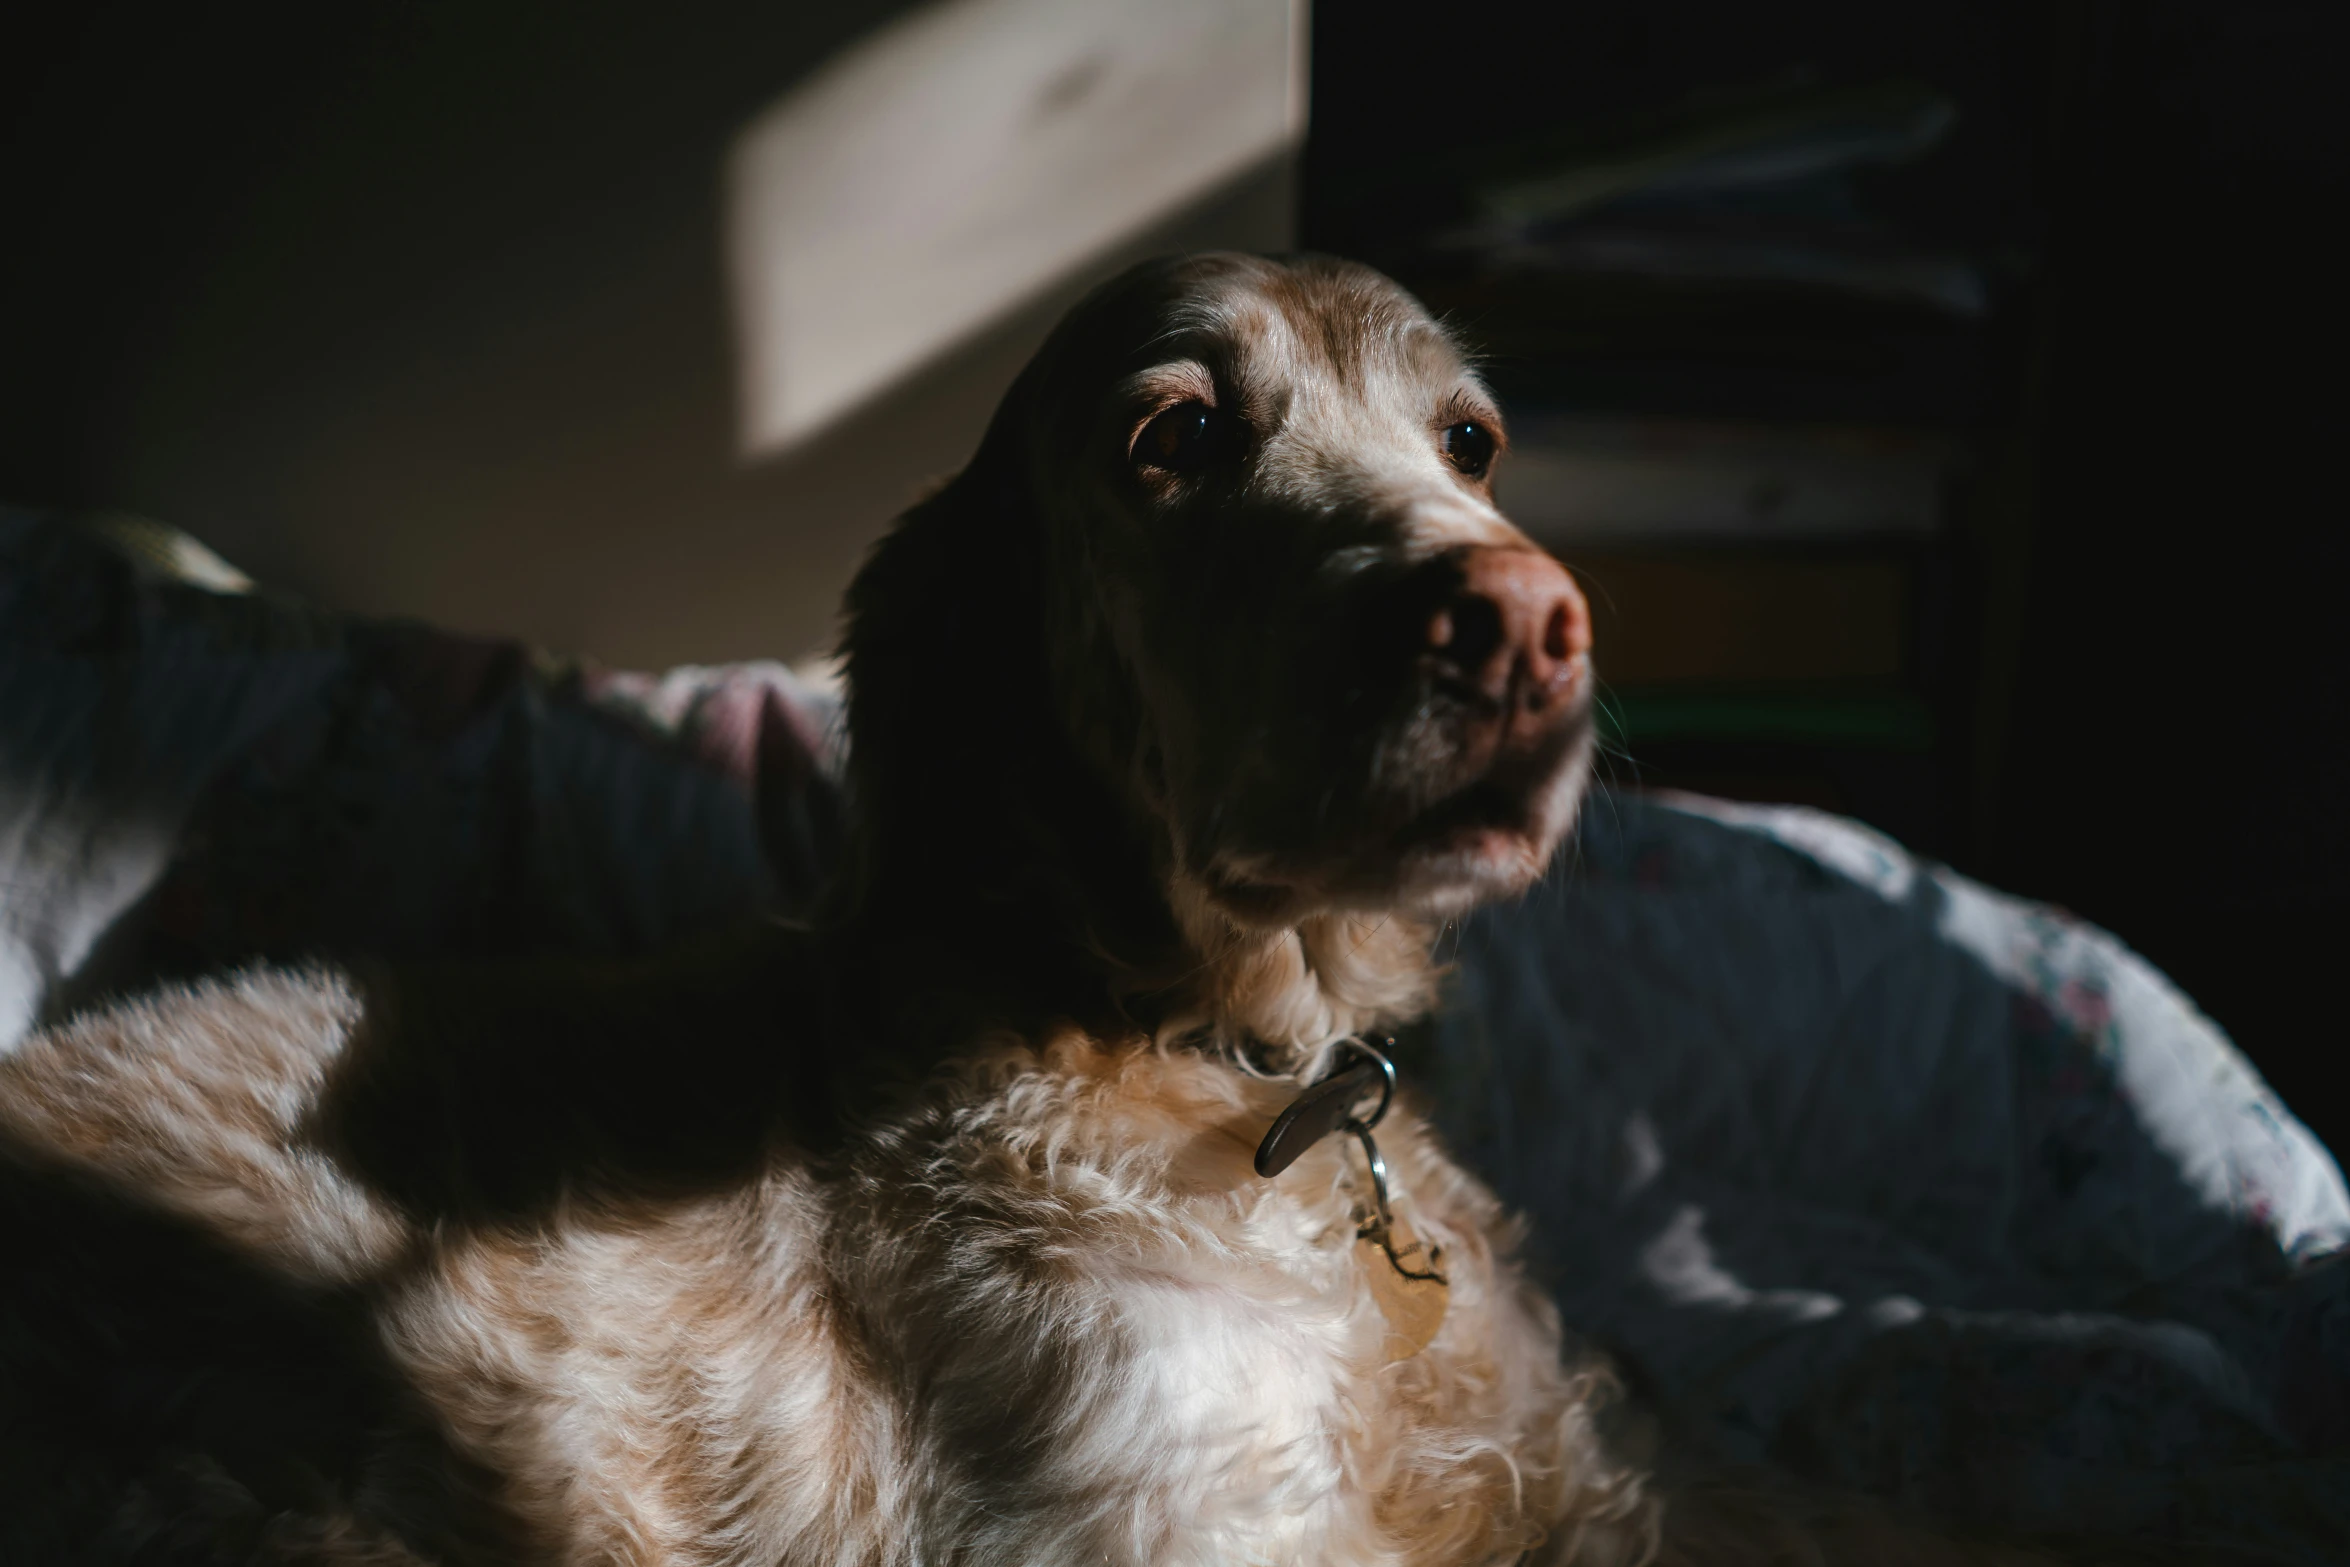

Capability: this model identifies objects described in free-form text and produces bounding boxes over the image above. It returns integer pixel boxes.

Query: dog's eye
[1441,420,1496,479]
[1135,401,1240,475]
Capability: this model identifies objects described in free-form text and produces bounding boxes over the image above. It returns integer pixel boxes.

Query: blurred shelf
[1568,550,1917,687]
[1500,416,1952,546]
[1413,268,1990,425]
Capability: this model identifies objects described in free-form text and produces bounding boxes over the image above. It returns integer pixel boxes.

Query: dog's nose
[1425,547,1590,711]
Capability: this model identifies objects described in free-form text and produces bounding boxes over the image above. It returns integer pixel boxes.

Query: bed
[5,506,2344,1559]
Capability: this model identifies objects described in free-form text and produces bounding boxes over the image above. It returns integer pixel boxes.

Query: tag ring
[1335,1037,1399,1227]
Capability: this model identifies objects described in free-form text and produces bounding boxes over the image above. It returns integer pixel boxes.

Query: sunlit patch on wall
[726,0,1306,460]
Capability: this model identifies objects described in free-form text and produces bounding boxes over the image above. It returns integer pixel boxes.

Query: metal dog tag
[1358,1209,1448,1361]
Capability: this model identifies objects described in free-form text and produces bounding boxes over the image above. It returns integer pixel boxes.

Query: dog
[0,254,2064,1565]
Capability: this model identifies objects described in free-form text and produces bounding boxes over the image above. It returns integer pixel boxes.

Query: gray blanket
[5,508,2345,1557]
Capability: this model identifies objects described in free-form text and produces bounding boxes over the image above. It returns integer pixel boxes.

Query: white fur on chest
[836,1036,1406,1565]
[396,1040,1427,1565]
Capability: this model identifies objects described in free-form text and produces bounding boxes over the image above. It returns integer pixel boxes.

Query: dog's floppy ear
[836,408,1180,1032]
[839,441,1053,907]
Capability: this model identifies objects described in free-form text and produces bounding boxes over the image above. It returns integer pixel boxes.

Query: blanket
[4,507,2345,1558]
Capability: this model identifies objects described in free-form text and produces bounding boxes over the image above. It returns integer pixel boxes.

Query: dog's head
[1018,253,1594,923]
[844,254,1594,1035]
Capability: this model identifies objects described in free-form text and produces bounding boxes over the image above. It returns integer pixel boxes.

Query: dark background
[1306,1,2348,1145]
[6,1,2345,1146]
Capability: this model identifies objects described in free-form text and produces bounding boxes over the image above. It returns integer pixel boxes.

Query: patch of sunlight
[726,0,1306,458]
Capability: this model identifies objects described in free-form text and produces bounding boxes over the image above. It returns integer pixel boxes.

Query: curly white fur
[1,974,1655,1565]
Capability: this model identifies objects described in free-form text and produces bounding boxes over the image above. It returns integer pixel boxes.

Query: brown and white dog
[0,256,2038,1566]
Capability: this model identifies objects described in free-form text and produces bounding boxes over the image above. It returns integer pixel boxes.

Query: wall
[2,1,1294,667]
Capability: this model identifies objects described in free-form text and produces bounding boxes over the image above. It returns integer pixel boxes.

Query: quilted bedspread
[4,507,2347,1558]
